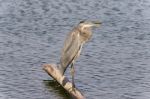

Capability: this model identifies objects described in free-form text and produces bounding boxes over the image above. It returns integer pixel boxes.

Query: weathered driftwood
[43,64,85,99]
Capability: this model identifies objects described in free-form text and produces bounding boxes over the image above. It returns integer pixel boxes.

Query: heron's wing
[60,30,81,70]
[62,31,76,54]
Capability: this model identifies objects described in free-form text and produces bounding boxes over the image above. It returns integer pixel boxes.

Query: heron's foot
[72,86,76,92]
[72,83,76,92]
[73,82,76,88]
[72,87,75,92]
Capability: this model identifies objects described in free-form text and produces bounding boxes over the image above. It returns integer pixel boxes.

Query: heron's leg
[70,62,76,90]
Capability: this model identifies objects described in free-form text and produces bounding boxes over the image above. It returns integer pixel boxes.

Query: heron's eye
[84,27,87,29]
[80,21,85,23]
[84,27,89,31]
[82,32,86,35]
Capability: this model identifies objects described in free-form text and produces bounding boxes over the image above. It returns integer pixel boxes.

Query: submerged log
[43,64,85,99]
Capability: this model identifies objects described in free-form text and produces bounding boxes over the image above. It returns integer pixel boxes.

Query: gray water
[0,0,150,99]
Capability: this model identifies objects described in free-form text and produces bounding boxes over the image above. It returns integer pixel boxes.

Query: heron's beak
[92,21,102,27]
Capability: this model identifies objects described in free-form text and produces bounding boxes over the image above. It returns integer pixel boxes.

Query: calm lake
[0,0,150,99]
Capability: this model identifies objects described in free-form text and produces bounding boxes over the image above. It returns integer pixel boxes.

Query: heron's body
[58,21,101,90]
[59,26,92,75]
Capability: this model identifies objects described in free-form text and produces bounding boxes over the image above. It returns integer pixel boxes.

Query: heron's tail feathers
[57,63,65,75]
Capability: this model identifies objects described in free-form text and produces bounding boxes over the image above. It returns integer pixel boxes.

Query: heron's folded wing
[60,31,81,67]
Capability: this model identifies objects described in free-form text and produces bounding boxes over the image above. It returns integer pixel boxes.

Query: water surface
[0,0,150,99]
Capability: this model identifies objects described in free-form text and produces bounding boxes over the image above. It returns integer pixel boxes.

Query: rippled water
[0,0,150,99]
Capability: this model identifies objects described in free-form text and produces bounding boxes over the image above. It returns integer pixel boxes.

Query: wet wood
[43,64,85,99]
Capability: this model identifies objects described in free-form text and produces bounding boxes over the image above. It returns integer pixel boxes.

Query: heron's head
[78,20,101,42]
[78,20,101,30]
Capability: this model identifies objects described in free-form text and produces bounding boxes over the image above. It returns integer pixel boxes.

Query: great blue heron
[58,21,101,90]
